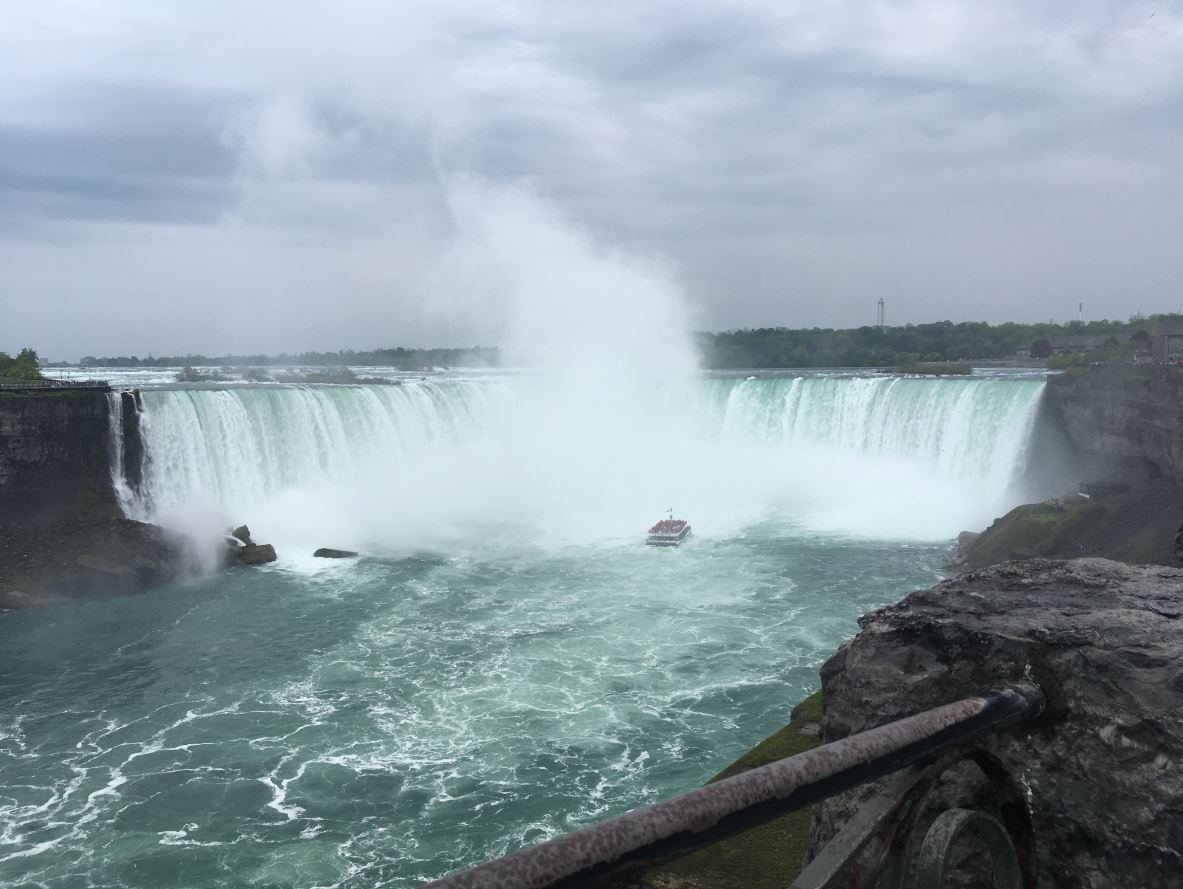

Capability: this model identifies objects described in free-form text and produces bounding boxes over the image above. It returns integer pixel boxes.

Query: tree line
[79,346,501,371]
[52,314,1183,372]
[695,318,1159,369]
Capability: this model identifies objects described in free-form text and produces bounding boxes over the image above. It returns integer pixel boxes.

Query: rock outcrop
[314,547,357,558]
[808,558,1183,888]
[0,515,184,607]
[1045,366,1183,482]
[237,543,277,566]
[0,388,185,606]
[960,479,1183,570]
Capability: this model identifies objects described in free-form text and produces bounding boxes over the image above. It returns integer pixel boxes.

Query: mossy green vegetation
[641,690,823,889]
[964,501,1106,570]
[963,478,1183,571]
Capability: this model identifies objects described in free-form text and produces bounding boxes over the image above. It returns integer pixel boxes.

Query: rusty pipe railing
[424,682,1045,889]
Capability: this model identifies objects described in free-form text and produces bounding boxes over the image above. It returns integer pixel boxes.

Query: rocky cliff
[0,388,181,606]
[808,558,1183,888]
[1045,366,1183,481]
[954,366,1183,571]
[0,389,120,524]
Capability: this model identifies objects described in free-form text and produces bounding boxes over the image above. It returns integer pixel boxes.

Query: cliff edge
[0,388,182,607]
[1045,365,1183,481]
[956,366,1183,571]
[809,558,1183,888]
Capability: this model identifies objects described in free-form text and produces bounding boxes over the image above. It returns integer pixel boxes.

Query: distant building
[1045,335,1108,355]
[1151,319,1183,364]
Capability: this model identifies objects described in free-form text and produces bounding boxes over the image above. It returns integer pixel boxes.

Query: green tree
[0,347,44,381]
[1030,339,1053,359]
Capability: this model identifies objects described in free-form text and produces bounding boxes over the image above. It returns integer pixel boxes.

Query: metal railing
[425,682,1045,889]
[0,378,110,390]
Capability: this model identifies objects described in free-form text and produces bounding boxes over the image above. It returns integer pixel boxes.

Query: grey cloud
[3,1,1183,358]
[1,85,239,228]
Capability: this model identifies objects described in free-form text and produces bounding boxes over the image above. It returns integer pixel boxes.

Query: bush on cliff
[0,348,44,381]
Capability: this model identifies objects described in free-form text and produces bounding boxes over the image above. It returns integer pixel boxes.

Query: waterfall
[105,391,134,516]
[131,375,1048,547]
[106,389,149,518]
[705,376,1044,490]
[136,381,497,521]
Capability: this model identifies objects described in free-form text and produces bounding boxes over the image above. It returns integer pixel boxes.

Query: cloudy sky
[3,1,1182,360]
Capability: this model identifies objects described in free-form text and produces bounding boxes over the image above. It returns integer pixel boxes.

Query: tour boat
[647,510,691,547]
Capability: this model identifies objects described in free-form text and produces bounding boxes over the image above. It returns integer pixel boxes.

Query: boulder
[807,558,1183,889]
[237,543,276,566]
[231,525,254,546]
[946,530,980,569]
[313,548,358,559]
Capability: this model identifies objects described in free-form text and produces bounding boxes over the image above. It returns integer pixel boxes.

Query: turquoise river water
[1,369,1053,888]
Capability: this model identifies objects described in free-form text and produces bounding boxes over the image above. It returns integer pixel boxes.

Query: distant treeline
[71,315,1177,371]
[696,318,1161,369]
[79,346,501,371]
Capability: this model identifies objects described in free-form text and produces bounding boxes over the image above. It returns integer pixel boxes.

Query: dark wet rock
[947,530,980,569]
[1046,366,1183,482]
[313,548,358,559]
[0,388,119,525]
[231,525,254,546]
[0,516,185,607]
[807,558,1183,889]
[237,543,277,566]
[0,389,185,607]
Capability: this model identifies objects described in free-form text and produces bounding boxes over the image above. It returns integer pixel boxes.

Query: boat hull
[646,526,691,547]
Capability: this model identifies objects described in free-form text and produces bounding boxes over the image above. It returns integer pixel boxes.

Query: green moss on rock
[963,501,1106,570]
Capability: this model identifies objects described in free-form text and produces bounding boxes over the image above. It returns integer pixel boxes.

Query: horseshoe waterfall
[1,371,1052,888]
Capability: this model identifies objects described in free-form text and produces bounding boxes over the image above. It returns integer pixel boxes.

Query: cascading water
[133,380,495,519]
[104,390,136,516]
[130,373,1048,550]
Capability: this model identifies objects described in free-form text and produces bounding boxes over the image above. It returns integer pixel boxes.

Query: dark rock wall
[0,390,120,526]
[0,389,182,606]
[809,559,1183,888]
[1045,366,1183,481]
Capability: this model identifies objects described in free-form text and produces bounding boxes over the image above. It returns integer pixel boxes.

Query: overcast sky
[3,2,1182,360]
